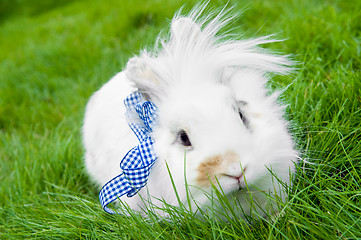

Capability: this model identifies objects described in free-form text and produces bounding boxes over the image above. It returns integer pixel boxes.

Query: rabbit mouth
[223,166,247,181]
[220,166,248,191]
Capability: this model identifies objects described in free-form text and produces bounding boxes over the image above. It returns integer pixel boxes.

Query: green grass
[1,0,361,238]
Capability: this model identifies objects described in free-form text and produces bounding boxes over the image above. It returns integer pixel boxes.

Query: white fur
[83,5,298,220]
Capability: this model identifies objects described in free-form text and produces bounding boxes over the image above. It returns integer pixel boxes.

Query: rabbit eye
[177,130,192,147]
[237,101,249,127]
[238,110,245,121]
[238,110,249,128]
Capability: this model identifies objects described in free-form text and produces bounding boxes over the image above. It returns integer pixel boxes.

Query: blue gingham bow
[99,91,159,214]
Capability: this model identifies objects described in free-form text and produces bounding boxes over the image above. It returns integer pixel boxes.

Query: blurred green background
[0,0,360,239]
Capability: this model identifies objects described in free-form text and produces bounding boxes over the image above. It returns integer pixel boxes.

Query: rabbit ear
[125,55,162,101]
[125,18,202,101]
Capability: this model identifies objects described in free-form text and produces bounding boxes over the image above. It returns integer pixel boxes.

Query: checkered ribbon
[99,91,159,214]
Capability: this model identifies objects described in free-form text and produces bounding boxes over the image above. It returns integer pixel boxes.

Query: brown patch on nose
[196,151,240,187]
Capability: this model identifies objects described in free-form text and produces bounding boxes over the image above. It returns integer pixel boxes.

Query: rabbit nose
[196,150,243,187]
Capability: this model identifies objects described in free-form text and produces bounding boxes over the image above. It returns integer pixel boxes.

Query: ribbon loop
[99,91,159,213]
[136,101,158,131]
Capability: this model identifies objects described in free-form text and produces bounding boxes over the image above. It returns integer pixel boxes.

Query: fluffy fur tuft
[126,3,292,102]
[83,4,298,221]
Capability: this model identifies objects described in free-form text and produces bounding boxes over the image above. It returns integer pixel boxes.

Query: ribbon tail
[99,173,133,214]
[99,91,159,214]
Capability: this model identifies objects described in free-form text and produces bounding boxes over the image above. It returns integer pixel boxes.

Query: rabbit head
[123,8,298,216]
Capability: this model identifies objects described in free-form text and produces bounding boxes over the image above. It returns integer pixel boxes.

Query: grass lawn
[1,0,360,239]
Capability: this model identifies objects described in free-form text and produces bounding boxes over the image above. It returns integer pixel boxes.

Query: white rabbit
[83,5,298,220]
